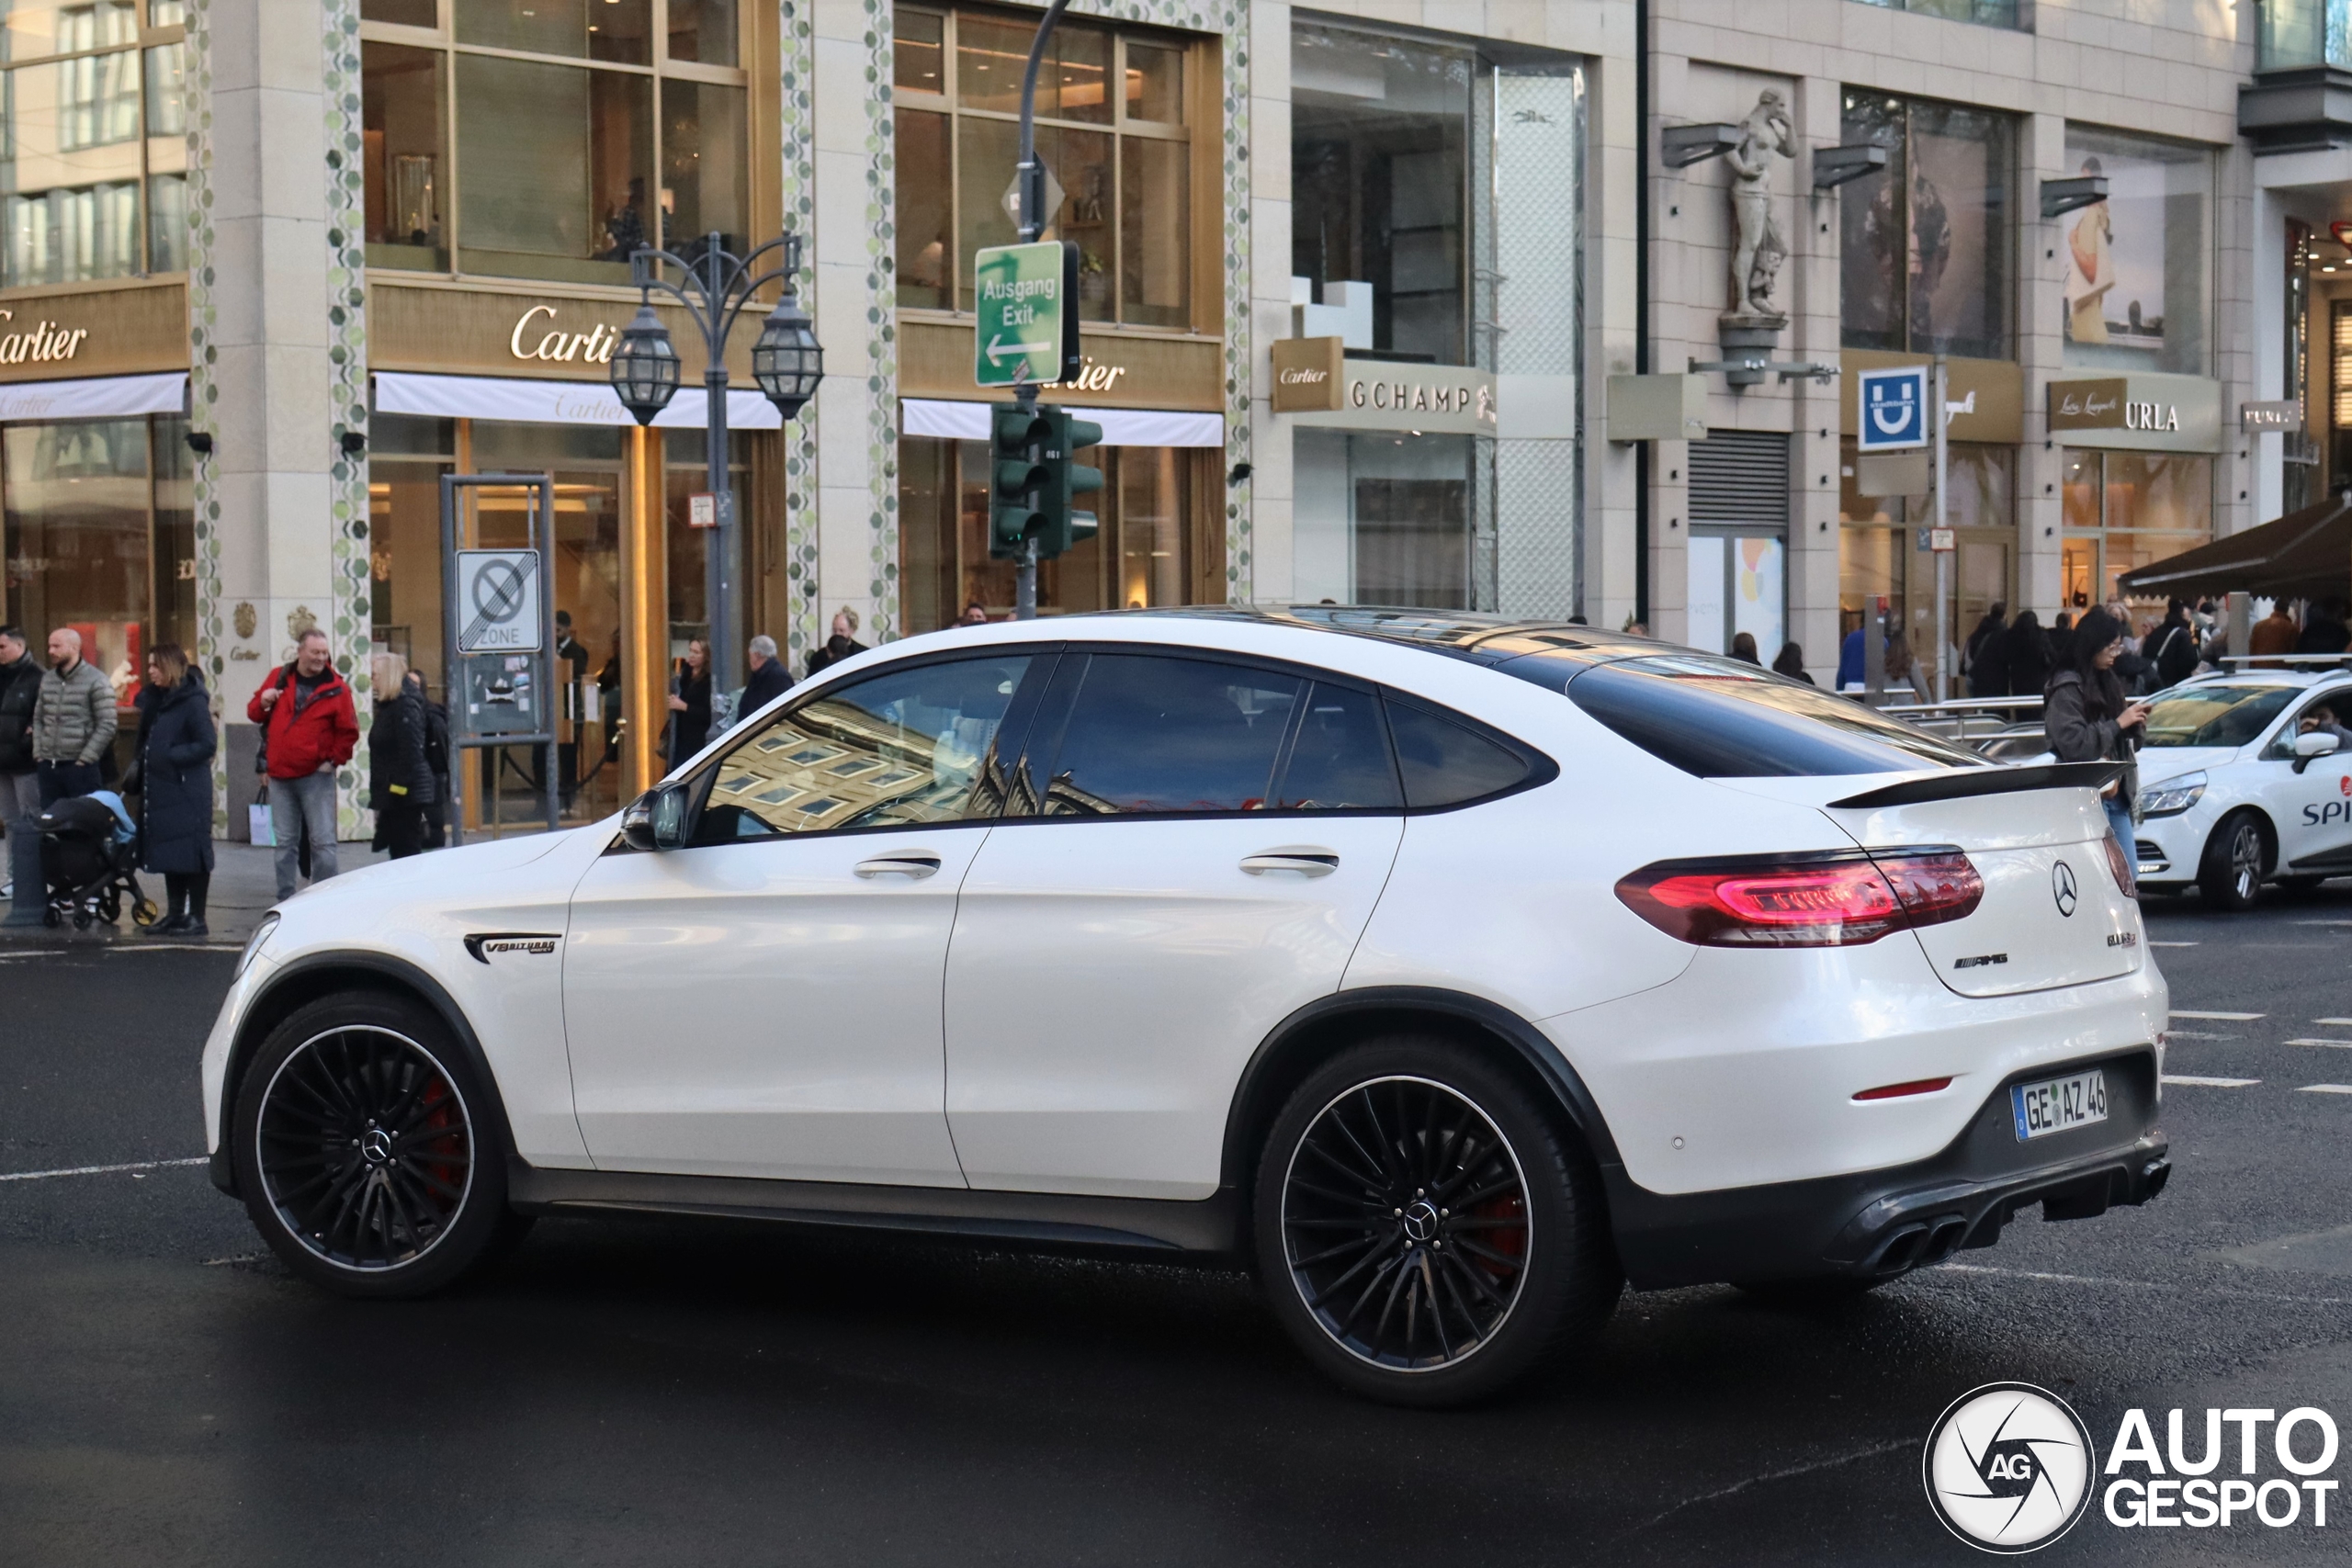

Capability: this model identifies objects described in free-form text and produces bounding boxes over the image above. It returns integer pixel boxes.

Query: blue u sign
[1857,366,1930,452]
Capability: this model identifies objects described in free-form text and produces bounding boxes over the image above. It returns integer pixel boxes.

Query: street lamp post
[609,231,822,694]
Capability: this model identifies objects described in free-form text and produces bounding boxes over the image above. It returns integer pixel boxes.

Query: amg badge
[464,932,562,964]
[1954,953,2010,970]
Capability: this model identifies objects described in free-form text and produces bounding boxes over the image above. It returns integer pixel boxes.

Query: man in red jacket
[247,627,359,900]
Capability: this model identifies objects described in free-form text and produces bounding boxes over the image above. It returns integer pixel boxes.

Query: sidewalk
[0,840,393,948]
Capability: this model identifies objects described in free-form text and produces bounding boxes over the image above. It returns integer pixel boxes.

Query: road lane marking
[2172,1010,2266,1021]
[0,1156,207,1183]
[2162,1075,2260,1087]
[2296,1084,2352,1095]
[2285,1039,2352,1048]
[2318,1018,2352,1027]
[2149,941,2199,948]
[2164,1031,2234,1040]
[1935,1263,2352,1307]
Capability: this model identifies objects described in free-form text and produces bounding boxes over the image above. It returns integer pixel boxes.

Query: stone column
[2018,112,2065,624]
[187,0,372,840]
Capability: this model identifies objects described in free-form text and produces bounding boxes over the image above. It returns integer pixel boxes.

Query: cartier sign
[509,304,619,366]
[1272,336,1344,412]
[1277,343,1500,436]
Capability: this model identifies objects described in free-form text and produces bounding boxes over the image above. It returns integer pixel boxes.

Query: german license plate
[2011,1070,2109,1142]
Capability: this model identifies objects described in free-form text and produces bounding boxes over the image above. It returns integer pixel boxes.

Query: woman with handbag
[132,644,217,936]
[368,652,435,859]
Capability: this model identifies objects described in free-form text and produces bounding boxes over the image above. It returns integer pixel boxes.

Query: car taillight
[2102,830,2136,897]
[1616,849,1984,948]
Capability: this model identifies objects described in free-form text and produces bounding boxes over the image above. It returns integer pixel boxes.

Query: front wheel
[2198,811,2268,912]
[1253,1039,1621,1406]
[232,991,518,1299]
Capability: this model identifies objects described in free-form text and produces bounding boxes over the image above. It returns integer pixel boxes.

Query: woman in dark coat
[133,644,217,936]
[1998,610,2052,709]
[368,652,436,859]
[2043,604,2150,853]
[667,637,713,770]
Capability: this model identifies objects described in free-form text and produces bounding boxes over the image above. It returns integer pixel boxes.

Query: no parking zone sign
[455,549,543,653]
[1857,365,1931,452]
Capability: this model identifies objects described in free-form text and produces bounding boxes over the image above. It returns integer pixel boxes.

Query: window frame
[0,1,187,287]
[1008,641,1555,826]
[356,0,756,282]
[890,1,1207,333]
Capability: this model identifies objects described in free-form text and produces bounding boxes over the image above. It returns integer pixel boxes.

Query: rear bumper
[1608,1048,2166,1289]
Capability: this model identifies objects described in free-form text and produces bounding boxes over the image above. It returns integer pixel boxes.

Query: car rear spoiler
[1828,761,2124,809]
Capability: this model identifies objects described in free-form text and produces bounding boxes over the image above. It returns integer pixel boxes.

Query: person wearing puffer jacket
[31,626,117,806]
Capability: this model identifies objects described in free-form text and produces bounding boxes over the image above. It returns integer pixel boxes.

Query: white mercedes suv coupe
[202,609,2168,1404]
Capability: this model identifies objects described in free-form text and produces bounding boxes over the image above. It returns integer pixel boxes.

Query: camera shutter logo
[1924,1382,2097,1553]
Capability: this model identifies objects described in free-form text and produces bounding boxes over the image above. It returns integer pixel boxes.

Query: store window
[359,2,750,283]
[2058,128,2210,374]
[892,4,1195,327]
[0,413,194,743]
[0,1,188,287]
[1293,431,1483,610]
[1838,439,2015,666]
[1290,20,1474,366]
[1839,92,2014,360]
[2060,449,2212,612]
[898,434,1204,632]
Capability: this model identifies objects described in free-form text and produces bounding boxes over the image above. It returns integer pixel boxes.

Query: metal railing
[2258,0,2350,70]
[1872,694,2045,748]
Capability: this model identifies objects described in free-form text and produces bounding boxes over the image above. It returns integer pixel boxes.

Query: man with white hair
[741,633,793,717]
[31,626,117,807]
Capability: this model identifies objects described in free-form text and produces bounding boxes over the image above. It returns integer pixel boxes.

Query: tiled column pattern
[187,0,372,840]
[777,2,820,671]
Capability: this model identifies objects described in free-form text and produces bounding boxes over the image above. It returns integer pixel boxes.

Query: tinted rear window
[1562,655,1984,778]
[1385,697,1534,806]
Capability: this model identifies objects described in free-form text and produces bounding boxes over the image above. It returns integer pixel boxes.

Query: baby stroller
[33,791,159,931]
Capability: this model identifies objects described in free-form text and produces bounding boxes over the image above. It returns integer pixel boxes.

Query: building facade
[0,2,2276,841]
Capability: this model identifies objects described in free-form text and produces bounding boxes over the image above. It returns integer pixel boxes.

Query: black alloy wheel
[1255,1039,1621,1406]
[256,1024,474,1270]
[1281,1076,1532,1371]
[236,992,522,1297]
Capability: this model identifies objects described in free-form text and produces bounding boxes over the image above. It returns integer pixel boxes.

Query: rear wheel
[232,991,519,1298]
[2198,811,2268,912]
[1253,1038,1620,1406]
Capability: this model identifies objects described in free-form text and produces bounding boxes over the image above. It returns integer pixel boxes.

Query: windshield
[2140,684,2299,750]
[1551,654,1985,778]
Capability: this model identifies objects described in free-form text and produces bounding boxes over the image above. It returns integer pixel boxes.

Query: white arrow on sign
[987,333,1053,362]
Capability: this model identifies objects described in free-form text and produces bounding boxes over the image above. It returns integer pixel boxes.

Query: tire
[232,990,518,1299]
[2198,811,2268,912]
[130,897,160,929]
[1252,1037,1622,1407]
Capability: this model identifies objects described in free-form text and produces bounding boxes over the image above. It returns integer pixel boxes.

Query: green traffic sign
[973,240,1075,388]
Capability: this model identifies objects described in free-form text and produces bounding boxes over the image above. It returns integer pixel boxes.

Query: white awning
[899,398,1224,447]
[374,371,785,430]
[0,371,187,423]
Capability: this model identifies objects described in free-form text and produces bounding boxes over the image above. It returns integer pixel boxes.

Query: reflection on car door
[562,651,1045,1186]
[944,653,1405,1201]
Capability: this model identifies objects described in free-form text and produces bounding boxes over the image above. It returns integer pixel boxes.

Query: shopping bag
[249,784,275,846]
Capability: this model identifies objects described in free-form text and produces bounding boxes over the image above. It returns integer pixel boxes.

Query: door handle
[854,852,943,879]
[1241,849,1340,877]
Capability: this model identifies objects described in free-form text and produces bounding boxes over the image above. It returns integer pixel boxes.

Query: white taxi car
[202,610,2168,1405]
[2128,669,2352,909]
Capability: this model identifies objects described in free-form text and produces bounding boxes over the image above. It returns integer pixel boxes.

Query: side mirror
[620,782,692,850]
[2292,729,2342,773]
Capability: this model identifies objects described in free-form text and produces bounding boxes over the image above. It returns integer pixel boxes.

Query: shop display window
[891,5,1196,328]
[0,1,187,287]
[2057,447,2212,611]
[1839,93,2014,361]
[359,4,752,283]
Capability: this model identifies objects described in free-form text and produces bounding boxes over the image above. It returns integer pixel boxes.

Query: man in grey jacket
[31,626,118,807]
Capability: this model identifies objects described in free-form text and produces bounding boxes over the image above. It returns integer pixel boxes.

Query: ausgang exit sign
[973,241,1080,388]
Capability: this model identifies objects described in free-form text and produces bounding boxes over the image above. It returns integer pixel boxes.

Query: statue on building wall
[1724,89,1795,322]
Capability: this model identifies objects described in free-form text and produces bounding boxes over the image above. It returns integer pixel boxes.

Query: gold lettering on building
[1045,355,1128,393]
[508,304,619,366]
[0,310,87,366]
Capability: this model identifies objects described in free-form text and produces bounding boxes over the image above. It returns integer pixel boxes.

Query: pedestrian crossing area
[2160,1012,2352,1096]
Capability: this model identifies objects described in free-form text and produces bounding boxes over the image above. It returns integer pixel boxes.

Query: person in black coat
[368,653,436,859]
[132,645,217,936]
[407,669,452,849]
[741,634,794,719]
[1999,610,2052,709]
[804,607,869,681]
[1963,604,2007,696]
[667,637,713,769]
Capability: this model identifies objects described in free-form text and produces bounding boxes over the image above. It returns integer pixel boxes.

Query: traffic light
[989,402,1051,560]
[1037,409,1102,559]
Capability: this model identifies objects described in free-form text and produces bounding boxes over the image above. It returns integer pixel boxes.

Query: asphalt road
[6,886,2352,1566]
